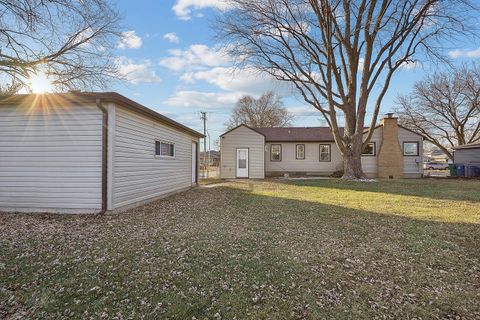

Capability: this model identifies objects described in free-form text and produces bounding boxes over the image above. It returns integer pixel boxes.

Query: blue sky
[111,0,478,150]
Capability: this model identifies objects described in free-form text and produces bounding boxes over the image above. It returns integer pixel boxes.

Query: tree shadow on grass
[282,178,480,203]
[1,184,479,319]
[214,186,480,318]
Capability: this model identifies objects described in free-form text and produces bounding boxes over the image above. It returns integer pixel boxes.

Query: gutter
[96,98,108,214]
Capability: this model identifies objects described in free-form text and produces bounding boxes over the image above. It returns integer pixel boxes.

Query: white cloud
[184,66,290,95]
[165,90,242,108]
[159,44,231,71]
[288,106,319,117]
[449,48,480,58]
[161,45,290,110]
[163,112,204,129]
[165,67,291,109]
[163,32,180,44]
[399,60,421,70]
[73,27,95,46]
[180,72,196,83]
[116,58,161,84]
[358,58,365,71]
[118,30,142,49]
[172,0,230,20]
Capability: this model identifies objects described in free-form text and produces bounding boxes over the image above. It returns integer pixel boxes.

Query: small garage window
[271,144,282,161]
[155,140,175,158]
[403,141,419,156]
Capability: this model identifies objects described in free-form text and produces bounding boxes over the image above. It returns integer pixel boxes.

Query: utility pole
[207,132,211,178]
[200,111,207,179]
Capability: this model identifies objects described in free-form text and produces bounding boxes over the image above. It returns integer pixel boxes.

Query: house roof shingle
[222,123,422,143]
[253,127,343,142]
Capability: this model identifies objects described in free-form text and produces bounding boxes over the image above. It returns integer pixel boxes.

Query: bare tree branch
[396,64,480,160]
[216,0,478,178]
[225,91,294,129]
[0,0,122,92]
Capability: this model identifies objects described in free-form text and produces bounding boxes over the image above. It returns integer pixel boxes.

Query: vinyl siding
[398,127,423,177]
[265,142,343,174]
[221,125,422,178]
[264,128,382,176]
[454,148,480,164]
[0,104,102,212]
[220,125,265,178]
[112,105,198,209]
[361,127,382,176]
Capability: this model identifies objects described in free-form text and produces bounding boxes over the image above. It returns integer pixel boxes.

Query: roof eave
[220,124,266,137]
[265,140,336,143]
[454,144,480,150]
[100,93,204,138]
[0,93,204,138]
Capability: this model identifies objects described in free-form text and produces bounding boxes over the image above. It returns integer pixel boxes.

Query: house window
[296,144,305,160]
[155,140,175,157]
[403,141,419,156]
[319,144,331,162]
[270,144,282,161]
[362,142,376,156]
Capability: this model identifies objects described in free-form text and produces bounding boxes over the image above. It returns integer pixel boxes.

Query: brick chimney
[377,113,403,179]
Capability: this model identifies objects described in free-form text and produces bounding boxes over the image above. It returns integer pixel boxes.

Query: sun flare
[29,72,53,93]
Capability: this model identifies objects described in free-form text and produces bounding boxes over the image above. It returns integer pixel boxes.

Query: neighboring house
[0,92,203,214]
[220,114,423,179]
[453,143,480,176]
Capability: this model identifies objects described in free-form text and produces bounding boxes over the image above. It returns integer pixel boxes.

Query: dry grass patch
[1,178,479,319]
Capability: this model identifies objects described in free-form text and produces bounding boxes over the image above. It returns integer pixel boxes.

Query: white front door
[192,142,197,183]
[236,148,249,178]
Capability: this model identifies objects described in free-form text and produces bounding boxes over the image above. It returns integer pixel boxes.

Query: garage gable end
[0,103,103,213]
[220,125,265,179]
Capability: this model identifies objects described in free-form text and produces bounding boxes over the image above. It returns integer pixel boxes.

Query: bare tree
[0,0,122,91]
[216,0,478,179]
[396,65,480,160]
[0,82,21,95]
[226,91,293,129]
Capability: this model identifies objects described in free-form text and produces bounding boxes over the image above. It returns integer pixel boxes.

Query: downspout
[96,98,108,214]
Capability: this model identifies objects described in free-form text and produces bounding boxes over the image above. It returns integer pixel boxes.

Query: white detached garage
[0,92,203,214]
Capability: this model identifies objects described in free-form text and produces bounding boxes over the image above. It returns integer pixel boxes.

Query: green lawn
[1,179,479,319]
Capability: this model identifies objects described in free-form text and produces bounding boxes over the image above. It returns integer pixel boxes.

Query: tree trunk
[342,149,367,180]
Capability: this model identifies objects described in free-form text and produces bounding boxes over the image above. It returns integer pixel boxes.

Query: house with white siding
[453,143,480,177]
[220,114,423,179]
[0,92,203,214]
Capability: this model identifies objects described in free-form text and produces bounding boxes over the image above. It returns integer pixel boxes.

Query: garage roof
[454,142,480,150]
[0,92,204,138]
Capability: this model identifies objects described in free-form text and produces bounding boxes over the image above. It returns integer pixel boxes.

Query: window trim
[319,144,331,162]
[155,140,175,159]
[403,141,419,156]
[295,144,305,160]
[270,144,282,162]
[362,142,376,157]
